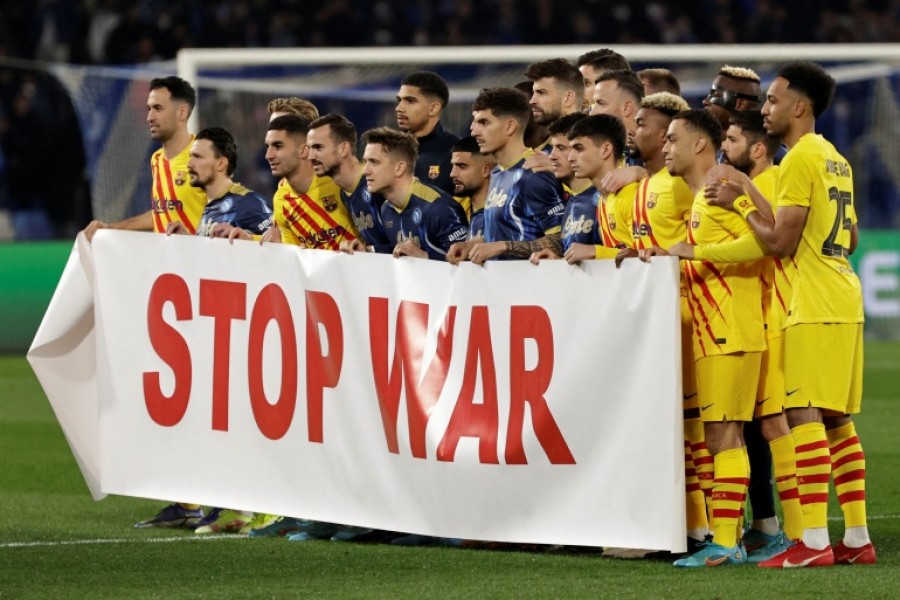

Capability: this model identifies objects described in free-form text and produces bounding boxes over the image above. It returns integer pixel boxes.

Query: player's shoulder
[612,180,640,201]
[308,174,342,198]
[412,179,451,204]
[228,183,267,203]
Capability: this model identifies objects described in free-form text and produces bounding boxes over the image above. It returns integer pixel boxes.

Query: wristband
[733,197,758,219]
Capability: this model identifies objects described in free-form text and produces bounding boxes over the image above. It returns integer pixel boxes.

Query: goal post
[176,44,900,228]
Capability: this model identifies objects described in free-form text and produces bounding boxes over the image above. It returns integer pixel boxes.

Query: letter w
[369,298,456,457]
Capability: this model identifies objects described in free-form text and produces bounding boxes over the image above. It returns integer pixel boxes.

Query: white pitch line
[0,533,244,549]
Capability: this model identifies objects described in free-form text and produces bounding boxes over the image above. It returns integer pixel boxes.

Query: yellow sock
[827,422,868,528]
[684,438,708,531]
[768,433,803,540]
[711,447,749,549]
[793,422,831,530]
[692,440,715,533]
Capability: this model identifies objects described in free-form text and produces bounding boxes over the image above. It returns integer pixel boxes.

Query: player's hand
[638,246,667,262]
[468,241,505,265]
[563,242,596,265]
[523,153,553,173]
[208,223,236,239]
[704,165,749,209]
[393,240,427,259]
[259,224,282,245]
[614,247,638,268]
[226,226,253,243]
[82,220,110,242]
[705,179,745,210]
[667,242,695,260]
[165,221,187,236]
[446,240,473,265]
[340,239,368,254]
[529,248,560,264]
[600,166,647,194]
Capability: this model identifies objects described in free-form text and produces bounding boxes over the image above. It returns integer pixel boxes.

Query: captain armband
[733,197,758,220]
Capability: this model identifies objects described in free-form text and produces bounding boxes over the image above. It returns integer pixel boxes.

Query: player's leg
[759,324,852,567]
[824,323,875,564]
[675,353,759,568]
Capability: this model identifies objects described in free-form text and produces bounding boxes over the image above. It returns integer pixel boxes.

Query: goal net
[10,44,900,229]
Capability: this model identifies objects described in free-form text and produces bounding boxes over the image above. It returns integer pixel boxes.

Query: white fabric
[29,231,686,550]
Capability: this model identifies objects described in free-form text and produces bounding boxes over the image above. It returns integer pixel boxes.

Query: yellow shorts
[696,352,761,422]
[755,330,785,418]
[681,295,698,411]
[784,323,863,414]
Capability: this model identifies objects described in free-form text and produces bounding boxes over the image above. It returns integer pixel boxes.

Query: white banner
[30,231,686,550]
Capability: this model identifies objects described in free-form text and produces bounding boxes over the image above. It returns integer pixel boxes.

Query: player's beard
[724,149,754,175]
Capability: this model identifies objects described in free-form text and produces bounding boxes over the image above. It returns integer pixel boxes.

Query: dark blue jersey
[468,207,485,240]
[560,183,600,251]
[483,150,565,244]
[196,183,272,236]
[341,173,390,247]
[415,122,459,195]
[379,179,469,260]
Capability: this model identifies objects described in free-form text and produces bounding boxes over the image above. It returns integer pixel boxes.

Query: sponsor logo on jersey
[486,188,509,209]
[323,195,338,212]
[448,227,468,242]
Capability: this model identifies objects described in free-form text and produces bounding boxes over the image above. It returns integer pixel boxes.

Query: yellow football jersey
[274,175,359,249]
[595,181,638,258]
[632,167,694,249]
[685,189,766,359]
[149,137,206,234]
[752,166,793,334]
[777,134,862,325]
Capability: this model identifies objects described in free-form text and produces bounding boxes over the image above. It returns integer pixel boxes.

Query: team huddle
[83,49,874,568]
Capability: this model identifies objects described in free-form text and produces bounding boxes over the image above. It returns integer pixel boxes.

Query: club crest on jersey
[691,211,700,229]
[428,165,440,180]
[174,170,187,186]
[322,195,338,212]
[608,213,617,230]
[646,193,658,209]
[412,207,423,224]
[220,198,233,212]
[512,170,523,183]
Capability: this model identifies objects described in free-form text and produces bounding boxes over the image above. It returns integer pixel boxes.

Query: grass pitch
[1,344,898,599]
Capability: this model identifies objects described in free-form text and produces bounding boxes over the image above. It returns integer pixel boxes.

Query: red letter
[369,298,455,457]
[143,273,193,427]
[437,306,499,463]
[248,284,297,440]
[306,291,343,443]
[199,279,246,431]
[506,306,575,465]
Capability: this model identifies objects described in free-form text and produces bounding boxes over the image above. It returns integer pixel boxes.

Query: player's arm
[705,164,805,258]
[483,234,562,261]
[670,232,767,262]
[849,223,859,255]
[83,210,154,241]
[600,166,647,194]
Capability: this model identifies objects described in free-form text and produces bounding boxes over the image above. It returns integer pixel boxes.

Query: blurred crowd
[2,0,900,65]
